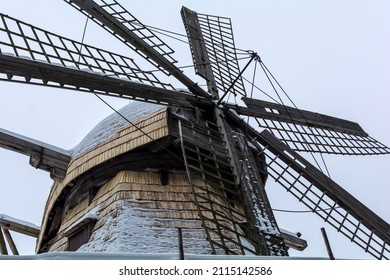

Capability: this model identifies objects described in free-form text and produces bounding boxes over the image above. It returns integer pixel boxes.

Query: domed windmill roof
[71,101,166,159]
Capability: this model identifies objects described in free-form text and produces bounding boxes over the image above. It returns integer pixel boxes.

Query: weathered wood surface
[0,127,70,181]
[215,110,287,256]
[0,228,8,255]
[233,97,367,136]
[0,54,211,109]
[46,171,214,253]
[0,214,40,238]
[280,230,307,252]
[181,6,219,98]
[37,108,171,251]
[2,228,19,255]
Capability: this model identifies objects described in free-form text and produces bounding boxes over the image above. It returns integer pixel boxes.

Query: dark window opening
[67,221,96,251]
[160,170,169,186]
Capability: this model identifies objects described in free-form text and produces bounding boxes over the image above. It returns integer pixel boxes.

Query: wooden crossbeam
[0,127,71,181]
[0,214,40,238]
[0,54,210,109]
[236,97,367,136]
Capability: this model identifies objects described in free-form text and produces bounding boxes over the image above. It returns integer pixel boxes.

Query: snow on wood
[0,128,71,156]
[77,202,212,254]
[64,207,99,237]
[71,101,166,158]
[0,214,40,237]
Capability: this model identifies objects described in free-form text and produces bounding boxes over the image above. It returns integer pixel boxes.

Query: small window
[67,222,95,251]
[64,208,98,251]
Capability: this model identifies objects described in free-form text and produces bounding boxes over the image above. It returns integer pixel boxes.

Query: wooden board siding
[47,171,233,254]
[45,171,218,254]
[37,108,169,251]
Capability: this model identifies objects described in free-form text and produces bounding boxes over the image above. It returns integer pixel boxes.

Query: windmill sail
[260,131,390,259]
[230,97,390,155]
[64,0,177,74]
[65,0,210,99]
[0,53,205,108]
[0,13,171,89]
[181,6,246,99]
[227,112,390,259]
[0,13,212,108]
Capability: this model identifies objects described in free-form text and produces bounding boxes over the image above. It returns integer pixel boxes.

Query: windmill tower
[0,0,389,259]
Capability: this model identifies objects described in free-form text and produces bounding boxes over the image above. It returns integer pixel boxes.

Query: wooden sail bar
[66,0,177,67]
[181,7,219,99]
[0,54,210,109]
[228,98,390,155]
[0,128,70,181]
[239,97,367,136]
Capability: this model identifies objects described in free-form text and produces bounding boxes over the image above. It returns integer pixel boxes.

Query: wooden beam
[321,227,335,260]
[2,228,19,255]
[178,228,185,260]
[181,7,219,99]
[215,108,287,256]
[280,230,307,252]
[0,227,8,255]
[0,54,211,110]
[0,214,40,238]
[0,127,70,181]
[230,97,367,136]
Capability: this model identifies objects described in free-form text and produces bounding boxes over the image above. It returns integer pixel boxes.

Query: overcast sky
[0,0,389,259]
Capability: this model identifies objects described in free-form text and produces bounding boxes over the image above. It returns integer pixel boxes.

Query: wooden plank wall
[37,108,169,251]
[48,171,225,254]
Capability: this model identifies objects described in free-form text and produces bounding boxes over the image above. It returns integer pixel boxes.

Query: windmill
[0,0,389,259]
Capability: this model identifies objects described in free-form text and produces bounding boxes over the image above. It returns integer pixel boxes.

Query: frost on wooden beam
[280,229,307,252]
[0,128,71,181]
[0,214,40,238]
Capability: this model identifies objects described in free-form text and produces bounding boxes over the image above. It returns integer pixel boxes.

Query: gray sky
[0,0,389,259]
